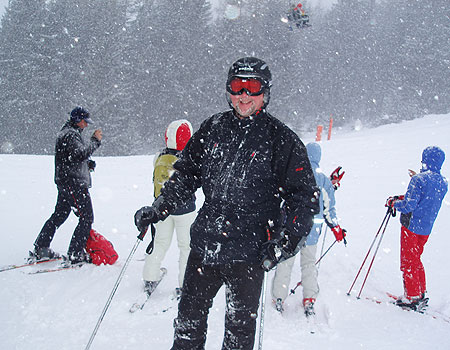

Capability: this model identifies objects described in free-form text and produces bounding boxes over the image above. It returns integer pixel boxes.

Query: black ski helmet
[69,106,93,124]
[226,57,272,108]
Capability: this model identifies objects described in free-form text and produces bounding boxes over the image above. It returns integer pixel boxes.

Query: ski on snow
[364,292,450,323]
[385,292,429,313]
[27,261,86,274]
[151,293,181,316]
[0,257,62,272]
[386,292,450,323]
[273,300,319,334]
[129,267,168,313]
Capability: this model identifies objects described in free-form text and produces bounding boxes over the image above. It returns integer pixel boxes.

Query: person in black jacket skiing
[134,57,319,350]
[30,107,102,264]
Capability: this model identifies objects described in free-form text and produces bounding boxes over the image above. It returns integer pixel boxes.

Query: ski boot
[143,268,167,297]
[303,298,316,317]
[274,298,284,313]
[395,294,429,312]
[67,250,91,265]
[144,280,160,296]
[174,288,182,300]
[28,247,61,263]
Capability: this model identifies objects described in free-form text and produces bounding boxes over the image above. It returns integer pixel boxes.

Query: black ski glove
[134,206,159,233]
[88,159,96,172]
[261,230,303,271]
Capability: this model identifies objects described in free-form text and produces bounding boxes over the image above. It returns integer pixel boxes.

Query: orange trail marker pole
[316,125,323,141]
[328,117,333,140]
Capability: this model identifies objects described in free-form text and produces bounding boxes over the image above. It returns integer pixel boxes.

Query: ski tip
[386,292,398,300]
[129,303,142,313]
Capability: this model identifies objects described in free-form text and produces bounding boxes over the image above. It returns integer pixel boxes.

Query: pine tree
[0,0,56,153]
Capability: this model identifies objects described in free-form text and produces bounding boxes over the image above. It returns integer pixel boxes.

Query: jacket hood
[422,146,445,172]
[306,142,321,166]
[165,119,193,151]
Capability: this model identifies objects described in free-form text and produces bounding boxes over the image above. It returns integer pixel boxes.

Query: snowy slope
[0,113,449,350]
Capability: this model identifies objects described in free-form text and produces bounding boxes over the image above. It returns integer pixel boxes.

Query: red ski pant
[400,226,429,299]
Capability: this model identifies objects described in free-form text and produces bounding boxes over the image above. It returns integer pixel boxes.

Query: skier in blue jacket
[271,142,346,316]
[386,146,448,309]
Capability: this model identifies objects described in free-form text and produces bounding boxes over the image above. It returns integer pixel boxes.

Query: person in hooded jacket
[386,146,448,309]
[142,120,196,298]
[271,142,346,316]
[134,57,319,350]
[30,107,102,264]
[288,3,309,28]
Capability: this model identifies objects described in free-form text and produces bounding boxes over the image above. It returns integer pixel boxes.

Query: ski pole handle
[137,227,148,241]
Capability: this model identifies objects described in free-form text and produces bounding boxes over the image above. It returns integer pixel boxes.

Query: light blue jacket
[305,142,339,245]
[394,146,448,236]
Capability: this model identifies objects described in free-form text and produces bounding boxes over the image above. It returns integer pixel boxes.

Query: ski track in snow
[1,114,450,349]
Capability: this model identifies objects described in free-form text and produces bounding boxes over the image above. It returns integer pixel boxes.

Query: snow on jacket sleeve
[272,127,320,240]
[54,124,101,187]
[63,129,101,163]
[322,175,339,228]
[394,175,421,214]
[394,171,447,235]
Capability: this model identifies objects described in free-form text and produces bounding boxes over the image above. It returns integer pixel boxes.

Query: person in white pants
[271,142,346,316]
[143,211,196,293]
[142,120,197,297]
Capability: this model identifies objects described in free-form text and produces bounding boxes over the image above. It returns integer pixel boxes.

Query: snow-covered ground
[1,113,449,350]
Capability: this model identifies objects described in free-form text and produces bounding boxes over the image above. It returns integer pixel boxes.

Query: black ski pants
[171,251,264,350]
[34,184,93,257]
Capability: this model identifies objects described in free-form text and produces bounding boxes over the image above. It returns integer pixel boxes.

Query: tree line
[1,0,449,155]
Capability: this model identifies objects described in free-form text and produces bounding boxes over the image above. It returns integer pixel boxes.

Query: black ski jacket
[54,121,101,189]
[155,110,319,264]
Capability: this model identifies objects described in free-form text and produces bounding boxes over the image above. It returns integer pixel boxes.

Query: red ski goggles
[226,77,266,96]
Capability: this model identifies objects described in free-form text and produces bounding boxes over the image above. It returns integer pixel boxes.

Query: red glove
[385,195,405,208]
[330,166,345,190]
[331,225,346,242]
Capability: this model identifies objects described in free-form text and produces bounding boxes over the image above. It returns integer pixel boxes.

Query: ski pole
[289,239,338,296]
[356,210,393,299]
[346,207,392,296]
[84,224,154,350]
[315,238,338,266]
[257,270,269,350]
[317,226,328,270]
[257,223,274,350]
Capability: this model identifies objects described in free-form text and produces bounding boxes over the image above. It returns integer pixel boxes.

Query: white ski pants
[271,244,319,301]
[142,211,196,287]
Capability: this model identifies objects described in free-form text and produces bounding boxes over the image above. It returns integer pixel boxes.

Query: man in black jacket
[31,107,102,264]
[135,57,319,350]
